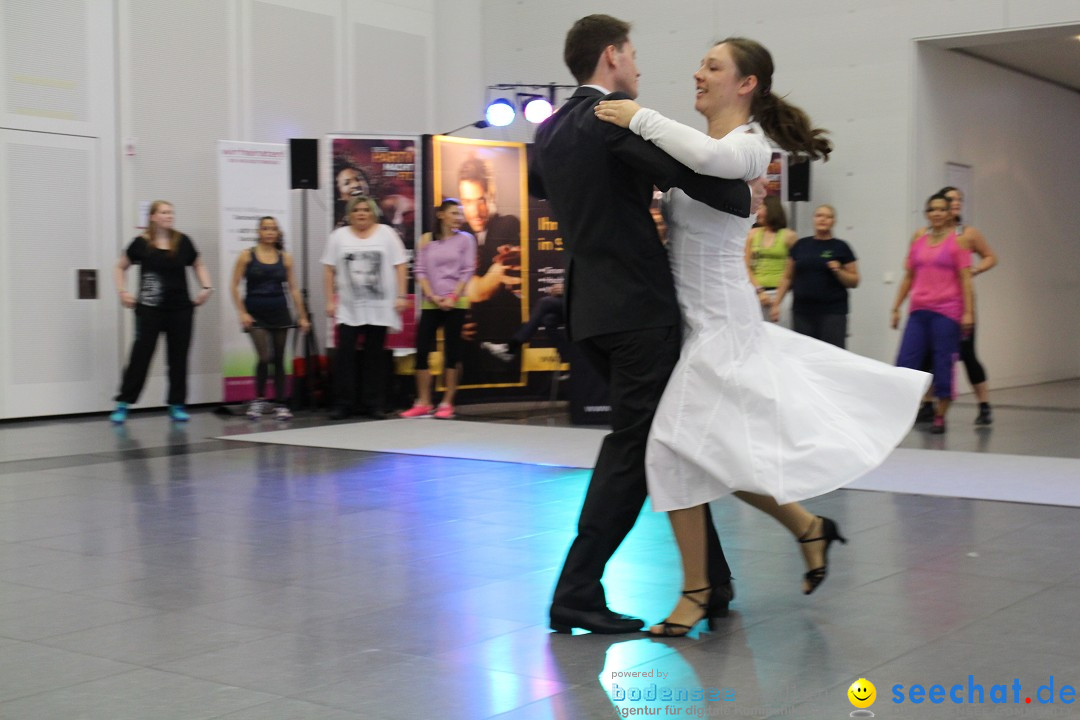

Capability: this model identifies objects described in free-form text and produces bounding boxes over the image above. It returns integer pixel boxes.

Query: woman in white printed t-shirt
[322,195,409,419]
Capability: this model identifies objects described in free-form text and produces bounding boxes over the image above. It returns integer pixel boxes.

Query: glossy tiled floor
[2,383,1080,719]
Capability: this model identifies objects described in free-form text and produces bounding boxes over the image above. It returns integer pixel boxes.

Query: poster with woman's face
[328,135,420,349]
[328,136,418,247]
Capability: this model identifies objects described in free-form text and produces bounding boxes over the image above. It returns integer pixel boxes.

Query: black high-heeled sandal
[648,586,712,637]
[798,516,847,595]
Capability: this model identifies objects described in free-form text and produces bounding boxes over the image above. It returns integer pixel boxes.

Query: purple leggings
[897,309,960,399]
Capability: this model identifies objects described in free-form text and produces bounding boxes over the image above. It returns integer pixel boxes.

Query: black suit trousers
[552,325,731,612]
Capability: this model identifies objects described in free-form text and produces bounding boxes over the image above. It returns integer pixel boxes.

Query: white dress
[627,110,931,510]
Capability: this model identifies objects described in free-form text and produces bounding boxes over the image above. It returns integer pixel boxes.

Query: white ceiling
[925,24,1080,93]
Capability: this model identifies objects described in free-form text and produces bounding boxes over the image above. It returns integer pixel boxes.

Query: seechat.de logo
[848,677,877,717]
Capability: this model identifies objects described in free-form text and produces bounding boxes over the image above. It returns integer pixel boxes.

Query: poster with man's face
[431,136,529,388]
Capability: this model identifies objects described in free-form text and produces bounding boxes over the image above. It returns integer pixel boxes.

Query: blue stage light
[522,96,553,123]
[485,98,515,127]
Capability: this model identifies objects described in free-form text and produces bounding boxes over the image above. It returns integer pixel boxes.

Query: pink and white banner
[216,140,290,402]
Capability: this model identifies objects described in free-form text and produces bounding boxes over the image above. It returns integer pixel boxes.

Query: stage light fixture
[520,94,553,123]
[483,84,574,127]
[485,98,516,127]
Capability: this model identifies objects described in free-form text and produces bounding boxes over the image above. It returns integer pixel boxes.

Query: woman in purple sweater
[401,199,477,419]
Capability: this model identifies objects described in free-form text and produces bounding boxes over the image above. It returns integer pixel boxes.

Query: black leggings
[414,308,466,371]
[249,328,289,400]
[116,305,194,405]
[920,323,987,386]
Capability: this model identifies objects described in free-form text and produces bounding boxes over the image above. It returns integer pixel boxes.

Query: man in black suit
[529,14,754,634]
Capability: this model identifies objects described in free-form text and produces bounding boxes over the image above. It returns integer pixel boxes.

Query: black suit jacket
[528,87,750,341]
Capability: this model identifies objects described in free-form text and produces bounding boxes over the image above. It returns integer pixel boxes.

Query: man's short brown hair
[563,14,631,85]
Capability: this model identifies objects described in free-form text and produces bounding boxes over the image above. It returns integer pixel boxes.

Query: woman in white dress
[596,38,929,636]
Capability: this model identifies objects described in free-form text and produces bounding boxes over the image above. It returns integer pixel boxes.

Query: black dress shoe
[707,581,734,628]
[550,606,645,634]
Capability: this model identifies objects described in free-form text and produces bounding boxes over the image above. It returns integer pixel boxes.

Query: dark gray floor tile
[37,611,277,665]
[0,592,162,641]
[155,634,413,696]
[944,603,1080,660]
[0,640,136,702]
[0,667,277,720]
[74,570,282,611]
[209,698,368,720]
[0,542,81,571]
[1,554,161,593]
[296,655,571,720]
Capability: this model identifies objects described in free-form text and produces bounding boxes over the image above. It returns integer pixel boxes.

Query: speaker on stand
[786,157,811,232]
[289,139,326,410]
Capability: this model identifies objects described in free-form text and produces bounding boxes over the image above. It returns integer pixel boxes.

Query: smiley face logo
[848,678,876,709]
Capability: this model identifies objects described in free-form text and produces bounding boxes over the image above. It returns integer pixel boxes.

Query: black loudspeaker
[290,138,319,189]
[787,159,810,202]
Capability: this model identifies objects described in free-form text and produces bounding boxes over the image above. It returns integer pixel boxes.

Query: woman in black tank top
[230,217,310,420]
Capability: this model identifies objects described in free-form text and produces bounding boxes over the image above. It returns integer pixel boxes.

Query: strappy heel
[798,516,847,595]
[648,586,712,637]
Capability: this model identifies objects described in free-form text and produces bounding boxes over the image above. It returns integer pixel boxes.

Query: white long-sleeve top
[629,108,768,182]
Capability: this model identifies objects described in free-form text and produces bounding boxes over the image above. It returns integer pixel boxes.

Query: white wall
[479,0,1080,385]
[1,0,1077,418]
[915,44,1080,389]
[0,0,448,418]
[114,0,440,411]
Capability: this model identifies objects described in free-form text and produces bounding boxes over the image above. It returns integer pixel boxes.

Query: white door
[0,129,117,418]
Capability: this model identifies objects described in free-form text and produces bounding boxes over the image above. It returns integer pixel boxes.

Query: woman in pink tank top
[890,193,973,434]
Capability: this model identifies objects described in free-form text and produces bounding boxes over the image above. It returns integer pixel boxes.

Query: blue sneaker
[109,402,129,424]
[168,405,190,422]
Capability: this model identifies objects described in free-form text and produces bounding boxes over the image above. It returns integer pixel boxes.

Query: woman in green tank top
[745,196,796,324]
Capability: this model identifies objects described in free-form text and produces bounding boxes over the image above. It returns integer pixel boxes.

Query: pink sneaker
[400,404,433,418]
[433,404,456,420]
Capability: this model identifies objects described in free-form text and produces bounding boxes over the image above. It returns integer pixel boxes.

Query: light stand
[440,119,489,136]
[288,138,326,410]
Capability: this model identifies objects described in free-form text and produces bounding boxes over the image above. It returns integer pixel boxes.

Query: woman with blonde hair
[323,195,409,420]
[770,203,859,348]
[111,201,213,423]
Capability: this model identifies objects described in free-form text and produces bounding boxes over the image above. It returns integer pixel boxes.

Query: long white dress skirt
[646,320,930,511]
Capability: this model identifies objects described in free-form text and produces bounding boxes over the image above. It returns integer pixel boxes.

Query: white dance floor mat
[224,420,1080,507]
[224,419,609,469]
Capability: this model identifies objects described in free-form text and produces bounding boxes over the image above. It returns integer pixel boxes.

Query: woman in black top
[111,201,213,423]
[230,216,310,420]
[771,204,859,348]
